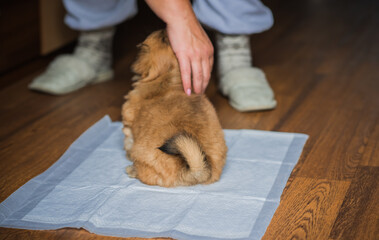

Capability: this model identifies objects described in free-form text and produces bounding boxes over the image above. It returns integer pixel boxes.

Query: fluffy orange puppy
[122,30,227,187]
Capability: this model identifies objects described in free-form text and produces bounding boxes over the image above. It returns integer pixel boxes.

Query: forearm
[145,0,197,27]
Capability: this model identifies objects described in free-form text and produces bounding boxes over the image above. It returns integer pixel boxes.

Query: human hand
[144,0,214,95]
[166,21,214,95]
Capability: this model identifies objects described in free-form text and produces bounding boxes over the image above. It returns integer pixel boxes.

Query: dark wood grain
[0,0,378,239]
[329,167,379,240]
[263,178,350,240]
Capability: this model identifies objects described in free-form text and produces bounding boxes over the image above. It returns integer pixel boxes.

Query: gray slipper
[29,55,113,95]
[219,67,276,112]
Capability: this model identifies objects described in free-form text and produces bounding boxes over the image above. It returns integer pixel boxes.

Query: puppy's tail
[158,133,211,184]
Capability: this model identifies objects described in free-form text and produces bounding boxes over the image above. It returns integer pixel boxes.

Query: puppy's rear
[159,133,211,184]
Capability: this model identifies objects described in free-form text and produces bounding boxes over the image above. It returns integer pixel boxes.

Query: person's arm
[145,0,214,95]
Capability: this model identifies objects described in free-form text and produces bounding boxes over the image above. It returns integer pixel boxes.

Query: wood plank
[262,177,350,240]
[360,119,379,167]
[329,167,379,239]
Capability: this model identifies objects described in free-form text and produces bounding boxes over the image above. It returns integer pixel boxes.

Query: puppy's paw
[126,165,137,178]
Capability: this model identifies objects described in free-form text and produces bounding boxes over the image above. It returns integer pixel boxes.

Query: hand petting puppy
[145,0,214,96]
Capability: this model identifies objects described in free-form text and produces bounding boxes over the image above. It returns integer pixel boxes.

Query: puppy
[122,30,227,187]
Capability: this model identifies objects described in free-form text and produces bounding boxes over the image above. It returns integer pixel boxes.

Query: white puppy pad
[0,116,308,240]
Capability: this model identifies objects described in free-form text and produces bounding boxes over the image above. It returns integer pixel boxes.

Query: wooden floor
[1,0,378,239]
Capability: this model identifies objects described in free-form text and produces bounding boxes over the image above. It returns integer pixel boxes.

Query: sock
[216,34,252,77]
[216,33,276,111]
[74,27,115,72]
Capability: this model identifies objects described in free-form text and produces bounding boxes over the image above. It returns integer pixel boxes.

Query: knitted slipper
[220,67,277,112]
[29,55,113,95]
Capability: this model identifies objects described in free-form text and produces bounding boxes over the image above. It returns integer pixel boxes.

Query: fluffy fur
[122,30,227,187]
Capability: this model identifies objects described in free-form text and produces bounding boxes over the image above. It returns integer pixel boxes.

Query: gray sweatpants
[63,0,273,34]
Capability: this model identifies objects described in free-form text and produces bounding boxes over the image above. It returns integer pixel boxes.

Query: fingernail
[186,88,191,96]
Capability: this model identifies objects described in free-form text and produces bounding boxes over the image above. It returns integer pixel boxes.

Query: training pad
[0,116,308,240]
